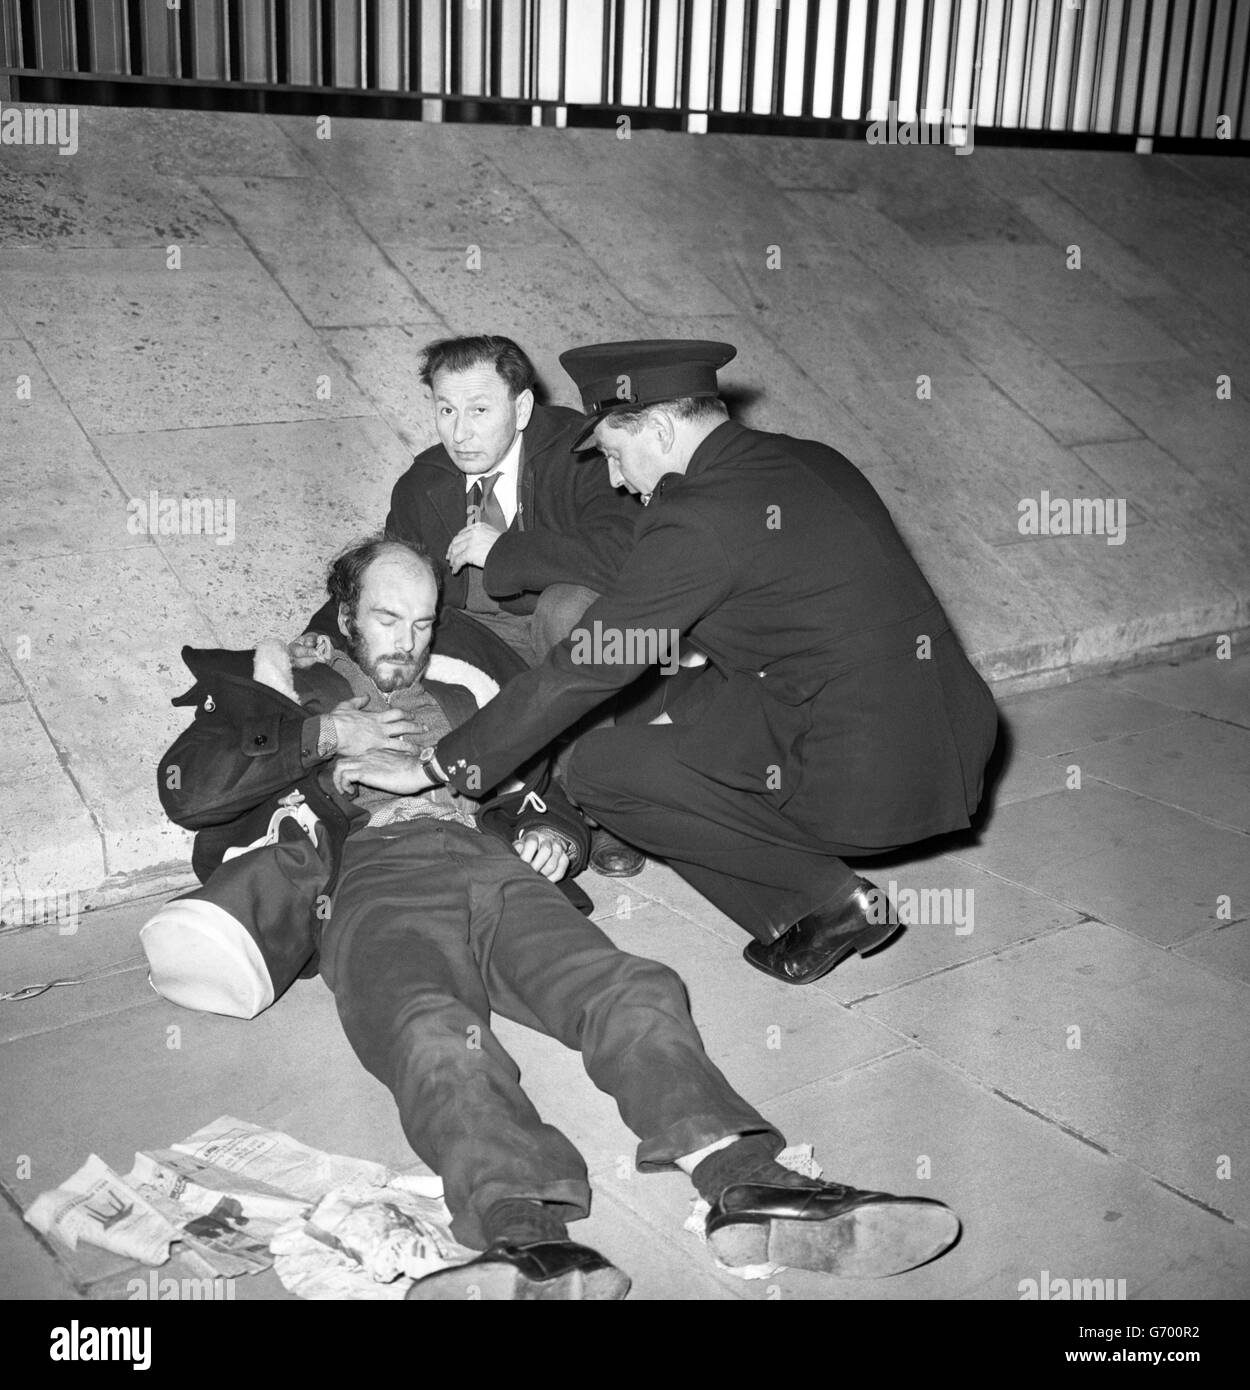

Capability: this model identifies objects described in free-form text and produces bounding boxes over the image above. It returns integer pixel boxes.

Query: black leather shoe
[706,1180,960,1278]
[405,1240,631,1301]
[589,828,646,877]
[742,877,899,985]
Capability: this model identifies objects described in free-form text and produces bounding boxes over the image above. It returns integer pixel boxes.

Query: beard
[346,623,430,694]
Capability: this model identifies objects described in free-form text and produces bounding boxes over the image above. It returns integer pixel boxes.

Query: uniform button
[253,734,268,747]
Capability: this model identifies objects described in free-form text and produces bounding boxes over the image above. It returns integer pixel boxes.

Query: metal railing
[2,1,1246,145]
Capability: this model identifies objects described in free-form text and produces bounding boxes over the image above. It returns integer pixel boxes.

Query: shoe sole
[407,1261,631,1301]
[708,1200,960,1279]
[744,918,904,986]
[589,854,646,878]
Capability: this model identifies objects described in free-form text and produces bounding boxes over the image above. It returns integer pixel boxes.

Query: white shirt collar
[463,430,523,492]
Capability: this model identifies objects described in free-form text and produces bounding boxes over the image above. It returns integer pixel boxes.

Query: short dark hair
[600,395,728,434]
[326,535,440,624]
[419,335,536,399]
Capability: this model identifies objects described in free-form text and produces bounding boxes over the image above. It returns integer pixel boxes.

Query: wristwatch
[417,746,448,785]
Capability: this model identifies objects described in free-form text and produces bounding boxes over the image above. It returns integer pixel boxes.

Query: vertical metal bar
[31,0,75,70]
[407,0,420,89]
[1,0,24,69]
[613,0,625,105]
[238,0,275,81]
[711,0,726,113]
[1196,0,1223,137]
[740,0,757,112]
[1003,0,1031,126]
[831,0,850,118]
[87,0,129,74]
[1042,0,1064,130]
[974,0,1003,127]
[1238,0,1250,136]
[1131,0,1152,133]
[1068,0,1101,130]
[1185,0,1205,136]
[679,0,693,111]
[949,0,980,135]
[1157,0,1188,136]
[656,0,664,104]
[600,0,612,104]
[1094,0,1124,131]
[891,0,910,114]
[1224,0,1250,137]
[768,0,784,115]
[860,0,879,122]
[482,0,492,96]
[374,0,402,89]
[1206,0,1234,136]
[1114,0,1141,133]
[1145,0,1173,136]
[944,0,961,117]
[329,0,362,87]
[867,0,898,120]
[284,0,316,85]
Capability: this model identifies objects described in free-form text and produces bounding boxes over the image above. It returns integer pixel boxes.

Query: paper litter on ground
[24,1115,474,1297]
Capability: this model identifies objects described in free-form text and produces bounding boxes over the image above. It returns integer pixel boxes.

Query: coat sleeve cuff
[433,734,479,794]
[301,715,335,765]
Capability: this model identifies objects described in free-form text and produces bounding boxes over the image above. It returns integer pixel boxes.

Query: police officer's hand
[446,522,502,574]
[332,746,434,798]
[329,696,421,756]
[290,632,333,669]
[513,827,572,883]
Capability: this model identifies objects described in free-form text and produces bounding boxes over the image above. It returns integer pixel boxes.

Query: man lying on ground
[146,535,961,1299]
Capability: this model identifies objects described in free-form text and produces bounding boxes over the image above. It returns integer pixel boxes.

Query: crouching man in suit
[147,535,961,1299]
[297,334,648,879]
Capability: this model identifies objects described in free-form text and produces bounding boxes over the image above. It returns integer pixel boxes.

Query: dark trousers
[318,821,776,1250]
[565,725,869,944]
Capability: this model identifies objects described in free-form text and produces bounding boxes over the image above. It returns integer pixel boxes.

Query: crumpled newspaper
[271,1173,475,1300]
[683,1143,823,1280]
[23,1116,471,1295]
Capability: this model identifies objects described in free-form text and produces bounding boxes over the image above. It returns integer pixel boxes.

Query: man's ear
[514,388,535,432]
[652,409,677,454]
[337,603,352,639]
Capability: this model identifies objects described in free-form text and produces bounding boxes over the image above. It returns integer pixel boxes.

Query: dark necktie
[467,471,507,531]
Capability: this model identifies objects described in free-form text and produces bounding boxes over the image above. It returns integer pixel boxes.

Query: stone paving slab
[319,324,457,454]
[5,547,221,884]
[1176,922,1250,989]
[79,108,315,179]
[94,416,411,647]
[1075,438,1250,544]
[939,243,1191,368]
[0,1199,83,1300]
[0,143,245,250]
[1073,716,1250,828]
[1000,678,1196,756]
[1106,652,1250,728]
[592,903,905,1106]
[278,117,570,249]
[1073,359,1250,487]
[784,188,1145,447]
[0,700,105,921]
[947,784,1249,945]
[384,241,654,394]
[757,1049,1250,1301]
[859,921,1250,1225]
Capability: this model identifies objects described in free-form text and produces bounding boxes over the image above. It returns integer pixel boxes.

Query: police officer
[382,340,999,985]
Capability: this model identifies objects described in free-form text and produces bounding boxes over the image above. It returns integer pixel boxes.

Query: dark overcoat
[436,418,999,850]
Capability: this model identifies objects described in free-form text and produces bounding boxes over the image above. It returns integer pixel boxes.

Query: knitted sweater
[325,650,479,830]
